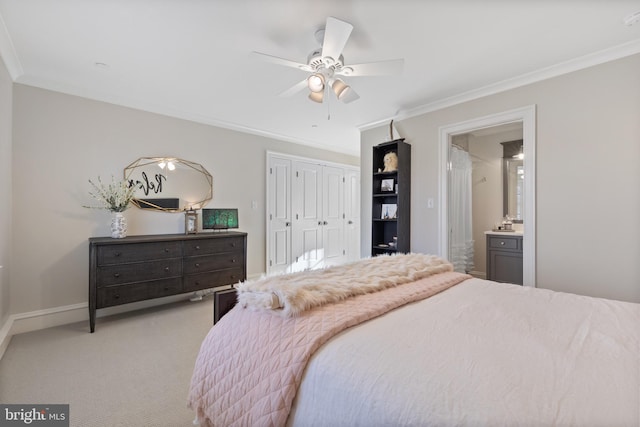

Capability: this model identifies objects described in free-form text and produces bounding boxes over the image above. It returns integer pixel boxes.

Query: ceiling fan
[251,17,404,104]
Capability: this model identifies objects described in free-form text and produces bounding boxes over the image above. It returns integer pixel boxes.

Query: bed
[187,254,640,427]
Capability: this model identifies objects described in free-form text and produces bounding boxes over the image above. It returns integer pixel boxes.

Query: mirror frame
[501,140,524,223]
[502,157,524,222]
[124,157,213,212]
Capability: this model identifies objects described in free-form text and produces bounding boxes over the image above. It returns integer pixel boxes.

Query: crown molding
[0,12,23,80]
[359,38,640,132]
[15,74,360,158]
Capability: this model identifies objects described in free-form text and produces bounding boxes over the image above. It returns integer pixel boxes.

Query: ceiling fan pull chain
[327,85,331,120]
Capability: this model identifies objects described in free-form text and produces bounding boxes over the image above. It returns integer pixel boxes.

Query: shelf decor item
[84,176,138,238]
[382,151,398,172]
[381,178,394,192]
[185,208,198,234]
[381,204,397,219]
[111,212,127,239]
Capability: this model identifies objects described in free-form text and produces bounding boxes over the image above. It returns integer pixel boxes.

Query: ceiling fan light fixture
[307,73,325,92]
[308,91,324,103]
[332,79,350,99]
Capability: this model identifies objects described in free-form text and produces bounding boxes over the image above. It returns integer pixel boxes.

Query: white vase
[111,212,127,238]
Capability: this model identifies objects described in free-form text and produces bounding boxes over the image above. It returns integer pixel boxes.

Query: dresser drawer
[184,237,244,256]
[96,278,183,308]
[184,268,245,292]
[97,241,183,265]
[184,252,244,275]
[97,258,182,287]
[488,236,520,251]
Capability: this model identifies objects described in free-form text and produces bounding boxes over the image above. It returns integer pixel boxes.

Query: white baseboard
[0,315,14,361]
[469,270,487,280]
[0,302,86,361]
[0,274,264,361]
[11,302,89,336]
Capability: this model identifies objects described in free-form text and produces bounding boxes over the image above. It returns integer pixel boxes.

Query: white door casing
[438,105,536,287]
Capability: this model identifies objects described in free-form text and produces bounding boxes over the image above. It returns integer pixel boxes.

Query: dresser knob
[114,294,120,299]
[195,263,200,268]
[500,241,505,245]
[195,245,200,250]
[113,273,120,278]
[231,243,236,247]
[164,267,170,272]
[114,252,121,257]
[231,259,236,263]
[164,248,169,253]
[163,287,169,291]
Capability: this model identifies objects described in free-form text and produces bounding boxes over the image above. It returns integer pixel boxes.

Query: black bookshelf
[371,139,411,255]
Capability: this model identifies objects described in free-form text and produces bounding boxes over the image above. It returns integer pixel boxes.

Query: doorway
[438,106,536,287]
[450,125,522,278]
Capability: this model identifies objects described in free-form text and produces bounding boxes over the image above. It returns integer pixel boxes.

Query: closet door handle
[285,222,291,227]
[323,221,328,225]
[318,221,322,226]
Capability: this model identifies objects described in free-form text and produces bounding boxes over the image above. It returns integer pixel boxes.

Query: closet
[266,152,360,275]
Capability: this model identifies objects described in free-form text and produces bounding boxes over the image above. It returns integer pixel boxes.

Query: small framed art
[380,179,394,192]
[381,204,397,219]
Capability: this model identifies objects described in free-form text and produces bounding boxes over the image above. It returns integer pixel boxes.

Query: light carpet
[0,298,214,426]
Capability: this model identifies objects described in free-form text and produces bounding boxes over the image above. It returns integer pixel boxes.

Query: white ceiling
[1,1,639,156]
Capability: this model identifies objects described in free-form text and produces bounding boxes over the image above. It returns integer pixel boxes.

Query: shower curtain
[449,146,474,273]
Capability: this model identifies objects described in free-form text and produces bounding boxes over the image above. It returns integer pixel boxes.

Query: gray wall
[0,56,12,324]
[10,84,358,315]
[362,53,640,303]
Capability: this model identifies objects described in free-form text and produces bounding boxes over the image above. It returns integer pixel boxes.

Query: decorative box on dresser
[485,231,523,285]
[89,231,247,332]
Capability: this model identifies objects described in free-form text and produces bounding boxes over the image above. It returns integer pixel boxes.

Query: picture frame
[184,208,198,234]
[380,178,394,192]
[381,203,397,219]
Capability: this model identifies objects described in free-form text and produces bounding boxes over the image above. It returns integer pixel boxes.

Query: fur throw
[236,253,453,317]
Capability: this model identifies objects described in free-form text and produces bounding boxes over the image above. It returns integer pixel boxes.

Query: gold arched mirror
[124,157,213,212]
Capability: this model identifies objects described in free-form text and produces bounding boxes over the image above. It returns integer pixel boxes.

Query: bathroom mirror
[124,157,213,212]
[501,140,524,222]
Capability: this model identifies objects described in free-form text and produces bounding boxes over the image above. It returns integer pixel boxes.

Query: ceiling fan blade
[340,59,404,77]
[278,79,309,97]
[250,51,312,71]
[321,17,353,62]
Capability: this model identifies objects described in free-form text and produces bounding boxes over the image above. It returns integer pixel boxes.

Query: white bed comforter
[287,278,640,427]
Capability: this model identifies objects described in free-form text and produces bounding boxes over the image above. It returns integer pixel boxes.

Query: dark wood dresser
[88,232,247,332]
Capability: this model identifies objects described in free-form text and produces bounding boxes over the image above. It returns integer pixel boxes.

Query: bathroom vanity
[485,231,523,285]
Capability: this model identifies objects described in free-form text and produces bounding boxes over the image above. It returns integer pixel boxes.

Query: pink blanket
[187,271,470,427]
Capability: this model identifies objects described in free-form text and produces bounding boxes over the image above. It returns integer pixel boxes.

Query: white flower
[84,176,138,213]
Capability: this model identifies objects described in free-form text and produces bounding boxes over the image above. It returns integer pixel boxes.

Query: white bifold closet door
[267,153,360,275]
